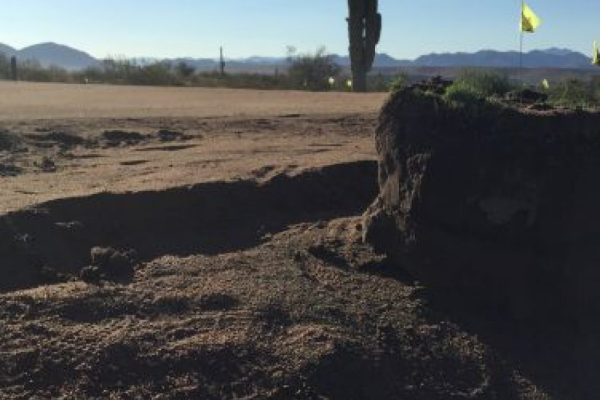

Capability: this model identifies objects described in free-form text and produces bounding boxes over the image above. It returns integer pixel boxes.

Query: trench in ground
[0,160,378,292]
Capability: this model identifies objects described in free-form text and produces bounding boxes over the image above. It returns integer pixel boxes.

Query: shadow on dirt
[0,160,377,292]
[413,286,600,399]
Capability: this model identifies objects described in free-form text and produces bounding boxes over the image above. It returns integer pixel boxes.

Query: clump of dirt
[101,130,147,146]
[80,247,137,284]
[0,130,23,152]
[0,163,22,177]
[35,157,56,173]
[157,129,191,142]
[26,131,87,149]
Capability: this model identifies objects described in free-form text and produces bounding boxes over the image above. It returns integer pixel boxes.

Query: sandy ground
[0,84,585,399]
[0,114,377,214]
[0,81,386,120]
[0,82,382,213]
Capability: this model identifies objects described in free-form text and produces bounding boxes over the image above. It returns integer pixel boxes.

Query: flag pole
[519,0,524,87]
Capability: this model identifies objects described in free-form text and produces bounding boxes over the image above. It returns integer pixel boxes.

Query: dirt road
[0,81,386,120]
[0,83,384,213]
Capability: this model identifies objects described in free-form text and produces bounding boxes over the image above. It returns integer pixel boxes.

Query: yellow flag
[542,79,550,89]
[593,41,600,66]
[521,2,542,33]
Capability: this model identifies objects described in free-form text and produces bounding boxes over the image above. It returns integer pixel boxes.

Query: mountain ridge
[0,42,99,70]
[0,42,595,71]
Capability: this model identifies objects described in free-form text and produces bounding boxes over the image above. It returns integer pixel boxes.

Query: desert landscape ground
[0,82,592,399]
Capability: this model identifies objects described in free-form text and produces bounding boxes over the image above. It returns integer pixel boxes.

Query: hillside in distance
[413,48,592,69]
[0,42,99,70]
[0,42,595,72]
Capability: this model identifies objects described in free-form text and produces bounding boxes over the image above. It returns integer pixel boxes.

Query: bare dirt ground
[0,83,578,399]
[0,82,386,120]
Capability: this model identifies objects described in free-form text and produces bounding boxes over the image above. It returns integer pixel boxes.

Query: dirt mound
[80,247,137,284]
[363,85,600,322]
[25,131,87,149]
[0,130,23,152]
[0,218,550,399]
[0,160,377,292]
[101,130,147,146]
[157,129,191,142]
[0,163,22,177]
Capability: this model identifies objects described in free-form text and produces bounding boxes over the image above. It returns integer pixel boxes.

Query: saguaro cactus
[219,47,226,76]
[347,0,381,92]
[10,56,17,81]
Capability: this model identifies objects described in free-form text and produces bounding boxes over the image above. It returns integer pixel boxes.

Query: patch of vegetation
[443,69,513,106]
[441,70,600,110]
[0,50,395,92]
[286,47,341,91]
[543,78,600,108]
[388,73,408,93]
[191,71,291,90]
[444,80,482,105]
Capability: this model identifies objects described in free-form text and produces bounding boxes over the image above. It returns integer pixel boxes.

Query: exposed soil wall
[363,87,600,320]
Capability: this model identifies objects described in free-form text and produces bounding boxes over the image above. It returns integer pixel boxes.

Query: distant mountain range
[0,42,596,72]
[0,42,99,70]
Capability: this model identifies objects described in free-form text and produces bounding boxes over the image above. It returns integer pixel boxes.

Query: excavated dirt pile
[363,85,600,322]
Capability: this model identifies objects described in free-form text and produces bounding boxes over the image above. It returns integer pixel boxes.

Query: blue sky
[1,0,598,59]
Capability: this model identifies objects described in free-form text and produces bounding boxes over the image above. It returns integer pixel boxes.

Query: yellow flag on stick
[542,79,550,89]
[593,41,600,66]
[521,2,542,33]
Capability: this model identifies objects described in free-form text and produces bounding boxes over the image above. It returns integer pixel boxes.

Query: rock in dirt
[37,157,57,173]
[27,131,87,148]
[101,130,146,146]
[84,247,137,283]
[0,163,23,177]
[80,265,103,284]
[157,129,189,142]
[0,130,23,152]
[363,84,600,319]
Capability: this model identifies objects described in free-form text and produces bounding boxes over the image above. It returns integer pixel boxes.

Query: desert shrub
[11,59,73,83]
[131,62,175,86]
[286,47,340,91]
[192,71,289,90]
[389,73,408,93]
[444,80,482,105]
[546,79,598,108]
[368,73,389,92]
[449,69,512,99]
[175,61,195,79]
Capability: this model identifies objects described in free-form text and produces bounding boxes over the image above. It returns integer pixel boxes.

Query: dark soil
[0,163,22,177]
[101,130,148,146]
[0,111,591,399]
[1,159,592,399]
[0,160,378,293]
[0,215,550,400]
[25,131,87,149]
